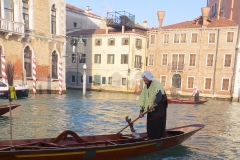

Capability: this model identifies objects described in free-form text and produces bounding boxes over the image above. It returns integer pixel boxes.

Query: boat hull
[168,98,208,104]
[0,124,204,160]
[0,104,20,116]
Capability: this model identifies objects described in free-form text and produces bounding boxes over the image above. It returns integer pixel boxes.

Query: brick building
[0,0,66,94]
[207,0,240,101]
[147,7,239,100]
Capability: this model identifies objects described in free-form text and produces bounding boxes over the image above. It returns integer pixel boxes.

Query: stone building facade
[207,0,240,101]
[66,25,148,93]
[0,0,66,94]
[147,8,239,100]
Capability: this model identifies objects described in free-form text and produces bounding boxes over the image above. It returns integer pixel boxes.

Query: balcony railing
[0,18,24,34]
[107,11,135,29]
[168,63,184,72]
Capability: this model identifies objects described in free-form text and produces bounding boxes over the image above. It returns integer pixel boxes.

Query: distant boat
[0,80,29,98]
[0,104,20,116]
[0,124,204,160]
[168,98,208,104]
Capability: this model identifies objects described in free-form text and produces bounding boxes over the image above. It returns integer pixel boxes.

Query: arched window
[4,0,13,20]
[22,0,29,29]
[24,46,32,77]
[52,51,58,79]
[51,4,56,34]
[172,74,181,89]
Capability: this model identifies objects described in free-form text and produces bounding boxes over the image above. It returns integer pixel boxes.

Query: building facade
[66,25,148,93]
[66,4,106,33]
[207,0,240,101]
[147,8,239,100]
[0,0,66,94]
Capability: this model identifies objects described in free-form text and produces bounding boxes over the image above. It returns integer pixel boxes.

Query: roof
[162,17,238,30]
[66,4,100,17]
[67,28,147,37]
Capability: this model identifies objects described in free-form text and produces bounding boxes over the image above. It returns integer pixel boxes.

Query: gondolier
[192,86,199,101]
[137,71,168,140]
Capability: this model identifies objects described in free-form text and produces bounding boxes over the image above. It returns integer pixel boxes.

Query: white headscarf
[141,71,154,81]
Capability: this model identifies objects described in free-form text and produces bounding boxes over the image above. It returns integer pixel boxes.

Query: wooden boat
[168,98,208,104]
[0,104,20,116]
[0,124,204,160]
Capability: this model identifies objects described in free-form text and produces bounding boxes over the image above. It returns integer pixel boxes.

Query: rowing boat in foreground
[168,98,208,104]
[0,104,20,116]
[0,124,204,160]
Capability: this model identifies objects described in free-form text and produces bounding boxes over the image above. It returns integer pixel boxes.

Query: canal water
[0,90,240,160]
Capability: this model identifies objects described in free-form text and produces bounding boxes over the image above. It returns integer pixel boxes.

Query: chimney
[86,6,89,10]
[143,20,147,28]
[201,7,210,26]
[157,11,165,28]
[122,25,125,33]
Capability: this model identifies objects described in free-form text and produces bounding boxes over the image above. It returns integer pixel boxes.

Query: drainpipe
[212,29,220,96]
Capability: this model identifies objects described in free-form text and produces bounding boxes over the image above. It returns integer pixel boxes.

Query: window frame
[173,33,186,44]
[223,54,232,67]
[149,34,156,45]
[122,38,129,45]
[94,54,101,64]
[226,31,234,43]
[51,51,58,79]
[191,33,198,43]
[108,38,115,46]
[136,38,142,49]
[189,53,196,67]
[108,77,112,84]
[22,0,29,29]
[135,55,142,68]
[95,39,102,46]
[204,77,212,90]
[208,32,216,43]
[161,53,168,66]
[71,75,76,83]
[148,53,154,66]
[221,77,230,91]
[107,54,114,64]
[122,78,126,85]
[51,4,56,35]
[187,76,195,89]
[160,75,167,87]
[206,53,214,67]
[24,46,32,77]
[163,33,169,44]
[121,54,128,64]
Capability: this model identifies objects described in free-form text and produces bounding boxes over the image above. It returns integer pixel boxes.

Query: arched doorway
[172,74,181,89]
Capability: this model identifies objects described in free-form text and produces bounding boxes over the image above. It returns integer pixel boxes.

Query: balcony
[107,11,135,30]
[0,18,24,40]
[168,63,184,72]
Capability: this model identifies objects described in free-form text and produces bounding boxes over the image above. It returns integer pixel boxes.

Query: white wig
[141,71,154,81]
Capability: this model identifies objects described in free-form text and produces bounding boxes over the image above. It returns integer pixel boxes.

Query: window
[51,5,56,34]
[171,54,185,71]
[108,77,112,84]
[94,54,101,63]
[163,34,169,43]
[72,54,76,63]
[160,76,166,87]
[136,38,142,49]
[174,33,186,43]
[222,78,229,91]
[24,46,32,77]
[122,38,129,45]
[22,0,29,29]
[187,77,194,89]
[221,0,224,10]
[108,38,115,46]
[205,78,212,90]
[121,54,128,64]
[122,78,126,85]
[150,35,155,45]
[95,39,102,46]
[207,54,214,66]
[148,54,154,66]
[135,55,142,68]
[89,76,92,83]
[191,33,198,43]
[82,39,87,46]
[80,54,86,63]
[4,0,13,20]
[189,54,196,66]
[102,77,106,84]
[227,32,234,42]
[52,51,58,79]
[74,22,77,27]
[71,75,75,83]
[224,54,231,67]
[107,54,114,64]
[94,75,101,85]
[209,33,215,43]
[162,54,168,65]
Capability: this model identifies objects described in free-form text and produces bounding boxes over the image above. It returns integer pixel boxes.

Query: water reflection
[0,90,240,159]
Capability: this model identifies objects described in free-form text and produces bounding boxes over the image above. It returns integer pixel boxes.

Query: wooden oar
[117,110,149,134]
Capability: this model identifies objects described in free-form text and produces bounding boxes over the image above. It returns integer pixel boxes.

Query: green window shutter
[102,77,106,84]
[94,75,101,85]
[89,76,92,83]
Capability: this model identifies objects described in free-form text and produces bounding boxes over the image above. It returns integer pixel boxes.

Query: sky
[66,0,207,28]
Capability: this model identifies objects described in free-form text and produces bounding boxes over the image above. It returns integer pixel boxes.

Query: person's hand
[150,104,157,111]
[139,112,144,118]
